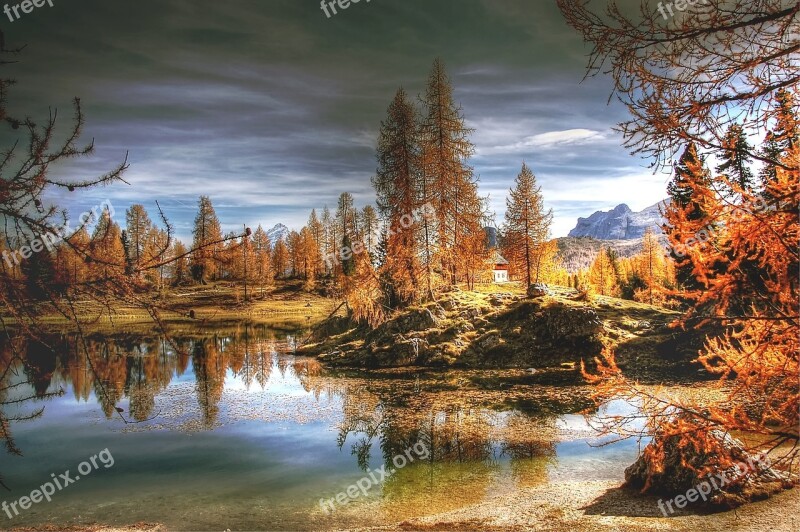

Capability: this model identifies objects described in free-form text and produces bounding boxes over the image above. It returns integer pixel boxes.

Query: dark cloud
[1,0,666,240]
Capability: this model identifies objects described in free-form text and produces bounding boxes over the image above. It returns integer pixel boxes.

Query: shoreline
[11,480,797,532]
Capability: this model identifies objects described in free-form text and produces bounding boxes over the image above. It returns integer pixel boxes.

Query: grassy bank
[9,280,340,333]
[299,282,711,381]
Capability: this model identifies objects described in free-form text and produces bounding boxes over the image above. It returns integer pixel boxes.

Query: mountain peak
[265,223,289,243]
[568,200,667,240]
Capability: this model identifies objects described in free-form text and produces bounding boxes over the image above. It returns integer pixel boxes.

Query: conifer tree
[54,226,90,285]
[419,58,481,286]
[321,206,334,273]
[358,205,379,262]
[251,225,272,296]
[340,233,355,277]
[373,88,423,304]
[588,247,617,297]
[307,210,324,277]
[665,143,713,290]
[299,226,317,287]
[125,204,153,273]
[335,192,357,243]
[169,240,189,286]
[271,238,289,280]
[717,124,755,194]
[761,88,799,196]
[634,228,671,306]
[145,227,169,288]
[287,230,302,277]
[503,162,553,286]
[89,208,126,281]
[191,196,223,284]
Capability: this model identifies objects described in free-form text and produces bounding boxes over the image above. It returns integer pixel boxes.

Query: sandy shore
[356,480,799,532]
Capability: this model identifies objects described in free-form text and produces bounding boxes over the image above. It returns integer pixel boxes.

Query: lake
[0,324,641,530]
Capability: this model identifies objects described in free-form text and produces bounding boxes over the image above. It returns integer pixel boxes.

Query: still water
[0,324,639,530]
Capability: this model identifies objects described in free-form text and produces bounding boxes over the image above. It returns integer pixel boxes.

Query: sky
[1,0,672,241]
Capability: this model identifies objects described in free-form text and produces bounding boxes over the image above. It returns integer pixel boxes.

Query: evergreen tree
[419,58,481,286]
[716,124,755,193]
[503,162,553,286]
[759,131,783,192]
[665,143,713,290]
[89,208,126,281]
[606,247,621,280]
[271,238,289,279]
[773,88,799,153]
[307,210,324,277]
[169,240,189,286]
[22,247,58,300]
[251,225,273,296]
[588,247,617,296]
[373,88,423,304]
[341,233,355,277]
[358,205,379,262]
[191,196,223,284]
[125,204,153,272]
[761,88,799,196]
[667,143,709,217]
[321,206,334,273]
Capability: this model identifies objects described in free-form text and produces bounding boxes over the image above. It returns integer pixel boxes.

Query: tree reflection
[331,378,563,520]
[0,338,64,489]
[192,337,225,427]
[0,325,307,478]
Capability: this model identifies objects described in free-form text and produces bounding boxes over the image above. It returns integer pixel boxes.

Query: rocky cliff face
[568,201,667,240]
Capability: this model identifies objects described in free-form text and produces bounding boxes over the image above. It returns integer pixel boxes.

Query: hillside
[555,237,646,273]
[299,283,708,382]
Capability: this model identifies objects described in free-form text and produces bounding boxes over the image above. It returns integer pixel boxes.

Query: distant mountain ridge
[568,201,668,240]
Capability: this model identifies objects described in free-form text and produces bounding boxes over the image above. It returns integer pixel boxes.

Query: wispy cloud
[479,128,607,155]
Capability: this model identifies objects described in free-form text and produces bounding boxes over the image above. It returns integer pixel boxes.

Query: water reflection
[330,376,568,519]
[0,325,607,529]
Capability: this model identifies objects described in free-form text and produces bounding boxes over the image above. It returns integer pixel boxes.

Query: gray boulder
[527,283,551,298]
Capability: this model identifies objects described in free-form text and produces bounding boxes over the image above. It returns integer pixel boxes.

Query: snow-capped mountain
[568,200,668,240]
[265,223,289,244]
